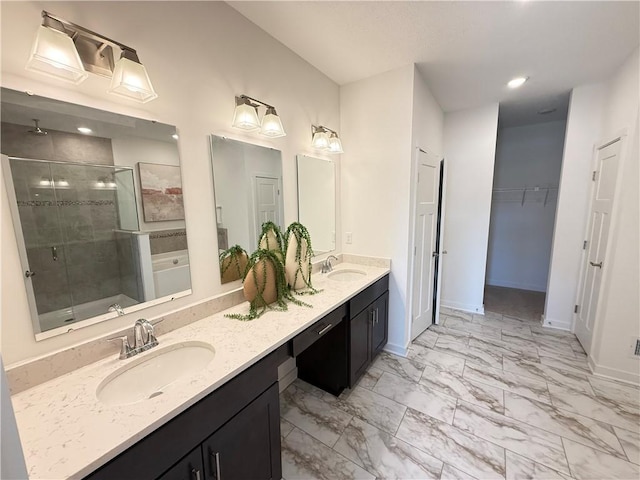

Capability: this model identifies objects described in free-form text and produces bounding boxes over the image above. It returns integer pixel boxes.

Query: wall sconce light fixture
[26,11,158,103]
[311,125,343,154]
[232,95,286,138]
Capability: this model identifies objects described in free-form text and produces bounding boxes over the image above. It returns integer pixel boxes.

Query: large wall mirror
[1,88,191,339]
[297,155,336,255]
[209,135,284,284]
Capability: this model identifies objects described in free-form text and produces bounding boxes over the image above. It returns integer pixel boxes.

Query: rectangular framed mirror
[297,155,336,255]
[1,88,192,339]
[209,135,284,284]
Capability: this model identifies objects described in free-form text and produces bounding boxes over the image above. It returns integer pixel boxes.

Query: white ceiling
[228,1,639,127]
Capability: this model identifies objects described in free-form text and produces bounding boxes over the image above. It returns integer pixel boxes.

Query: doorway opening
[484,98,569,321]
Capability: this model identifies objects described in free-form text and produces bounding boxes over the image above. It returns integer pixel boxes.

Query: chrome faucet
[321,255,339,273]
[107,303,125,316]
[108,318,162,360]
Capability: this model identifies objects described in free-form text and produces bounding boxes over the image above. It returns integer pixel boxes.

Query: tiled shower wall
[8,158,133,315]
[149,229,188,255]
[1,122,114,164]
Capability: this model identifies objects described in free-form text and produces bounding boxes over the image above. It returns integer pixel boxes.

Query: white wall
[544,85,606,329]
[1,1,340,365]
[441,104,499,313]
[111,135,184,232]
[341,65,444,354]
[486,121,566,292]
[590,48,640,382]
[340,65,414,354]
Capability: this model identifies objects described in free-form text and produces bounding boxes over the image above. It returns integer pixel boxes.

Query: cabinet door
[158,447,204,480]
[202,383,281,480]
[349,307,372,386]
[371,292,389,358]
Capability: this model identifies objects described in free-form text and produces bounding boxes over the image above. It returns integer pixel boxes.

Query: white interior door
[574,138,622,354]
[411,149,441,340]
[254,176,281,234]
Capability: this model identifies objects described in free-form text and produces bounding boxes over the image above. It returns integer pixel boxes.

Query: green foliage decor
[219,244,248,281]
[226,248,310,321]
[284,222,320,295]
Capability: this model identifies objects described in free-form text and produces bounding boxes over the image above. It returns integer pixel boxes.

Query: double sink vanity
[11,261,390,480]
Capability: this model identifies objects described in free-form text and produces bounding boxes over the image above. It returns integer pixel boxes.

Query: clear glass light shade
[232,103,260,131]
[312,130,330,150]
[260,108,286,137]
[328,133,344,154]
[26,26,88,84]
[108,57,158,103]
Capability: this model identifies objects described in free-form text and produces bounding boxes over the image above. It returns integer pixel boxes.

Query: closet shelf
[491,186,558,207]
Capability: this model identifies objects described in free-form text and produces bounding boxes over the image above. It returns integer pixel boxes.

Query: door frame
[571,131,629,353]
[433,158,447,326]
[407,146,445,346]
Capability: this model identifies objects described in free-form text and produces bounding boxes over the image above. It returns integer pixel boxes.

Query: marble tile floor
[280,309,640,480]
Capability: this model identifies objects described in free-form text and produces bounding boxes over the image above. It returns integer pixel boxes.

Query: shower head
[28,119,48,136]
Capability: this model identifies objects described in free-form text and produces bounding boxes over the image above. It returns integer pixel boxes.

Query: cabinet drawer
[291,304,347,356]
[350,275,389,319]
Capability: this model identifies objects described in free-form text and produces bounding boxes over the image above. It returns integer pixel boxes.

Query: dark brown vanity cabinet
[349,276,389,386]
[85,346,287,480]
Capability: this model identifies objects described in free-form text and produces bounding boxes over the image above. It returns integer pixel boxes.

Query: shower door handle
[25,270,36,278]
[51,246,58,261]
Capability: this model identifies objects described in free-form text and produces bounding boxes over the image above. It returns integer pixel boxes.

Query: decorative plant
[258,221,284,257]
[284,222,319,294]
[226,248,310,321]
[219,245,249,284]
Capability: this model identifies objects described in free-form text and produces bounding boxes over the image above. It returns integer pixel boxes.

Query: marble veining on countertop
[10,263,390,480]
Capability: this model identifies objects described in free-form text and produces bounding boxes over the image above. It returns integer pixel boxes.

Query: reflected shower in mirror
[297,155,336,255]
[1,88,192,338]
[209,135,284,284]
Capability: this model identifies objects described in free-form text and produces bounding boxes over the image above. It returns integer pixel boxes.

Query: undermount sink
[327,269,367,282]
[97,341,215,406]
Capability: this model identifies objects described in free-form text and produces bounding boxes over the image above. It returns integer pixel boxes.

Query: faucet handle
[107,335,132,360]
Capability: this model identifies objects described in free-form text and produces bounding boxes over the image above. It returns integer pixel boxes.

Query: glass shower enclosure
[6,157,140,333]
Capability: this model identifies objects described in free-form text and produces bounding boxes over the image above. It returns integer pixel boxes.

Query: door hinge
[592,171,597,181]
[417,173,420,183]
[574,304,579,314]
[583,240,588,250]
[414,246,417,256]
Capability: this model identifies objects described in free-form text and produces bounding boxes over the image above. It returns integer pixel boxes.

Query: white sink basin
[327,269,367,282]
[97,341,215,406]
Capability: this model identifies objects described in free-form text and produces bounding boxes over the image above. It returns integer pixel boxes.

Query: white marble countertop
[11,263,390,480]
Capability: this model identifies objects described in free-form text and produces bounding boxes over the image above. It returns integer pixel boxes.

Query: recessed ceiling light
[77,127,92,134]
[172,134,179,140]
[508,77,528,89]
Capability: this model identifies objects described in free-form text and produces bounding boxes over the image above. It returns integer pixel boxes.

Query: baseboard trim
[588,357,640,386]
[541,317,572,331]
[486,279,547,292]
[440,301,484,315]
[383,342,408,357]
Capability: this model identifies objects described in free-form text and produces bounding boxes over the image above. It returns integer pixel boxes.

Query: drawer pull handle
[589,261,603,268]
[317,324,332,335]
[211,451,221,479]
[192,468,201,480]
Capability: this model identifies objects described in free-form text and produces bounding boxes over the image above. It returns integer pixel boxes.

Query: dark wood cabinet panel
[349,307,372,386]
[158,448,203,480]
[202,383,281,480]
[371,292,389,357]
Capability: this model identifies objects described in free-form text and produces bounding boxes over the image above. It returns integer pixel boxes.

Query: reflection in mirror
[0,88,192,338]
[209,135,284,284]
[296,155,335,255]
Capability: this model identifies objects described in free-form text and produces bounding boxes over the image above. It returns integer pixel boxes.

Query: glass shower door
[8,158,74,332]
